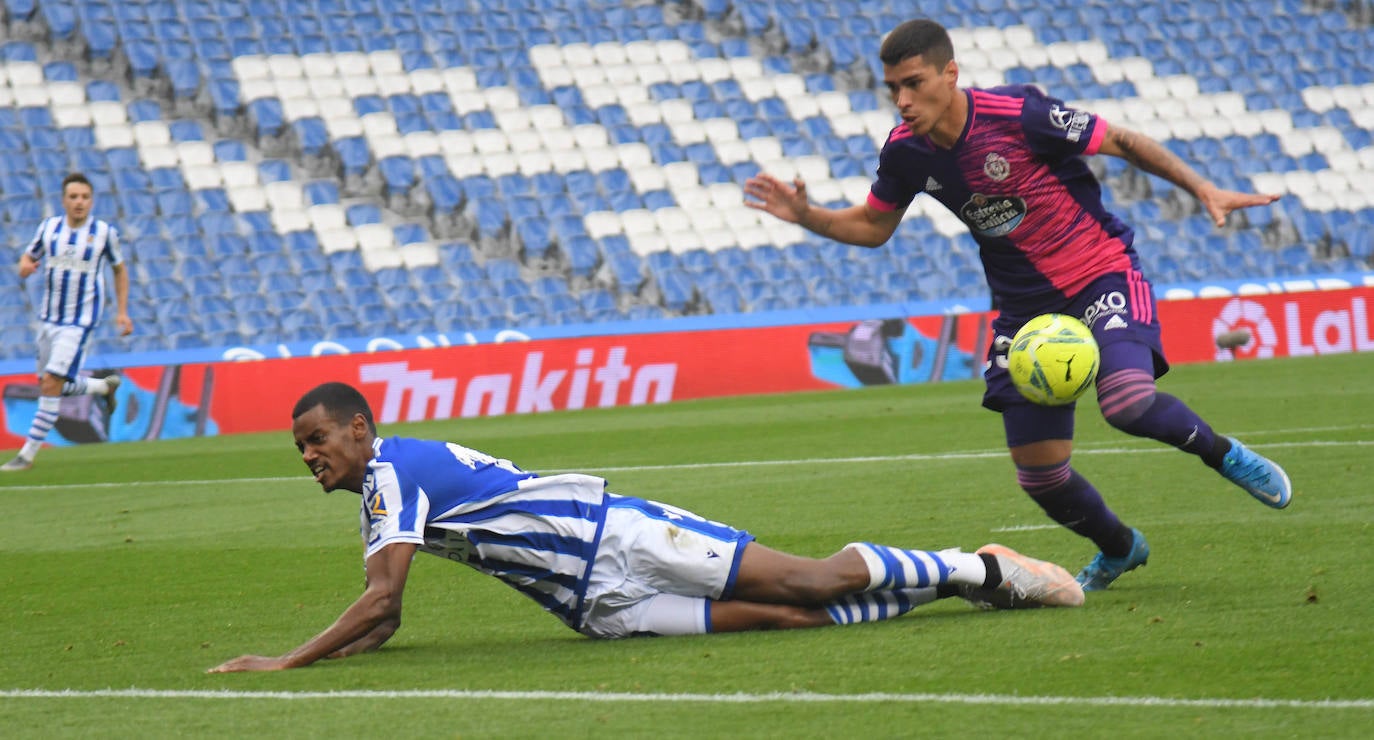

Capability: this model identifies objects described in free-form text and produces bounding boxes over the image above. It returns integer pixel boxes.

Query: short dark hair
[61,172,92,195]
[293,382,376,434]
[879,19,955,69]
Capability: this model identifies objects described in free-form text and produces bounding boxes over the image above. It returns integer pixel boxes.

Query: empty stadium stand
[0,0,1371,361]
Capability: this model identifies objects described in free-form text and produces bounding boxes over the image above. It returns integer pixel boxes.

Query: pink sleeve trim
[1084,117,1108,155]
[866,191,899,212]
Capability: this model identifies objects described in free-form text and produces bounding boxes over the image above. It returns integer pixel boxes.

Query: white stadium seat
[367,50,403,76]
[628,165,667,193]
[271,208,311,233]
[318,227,358,253]
[584,211,623,239]
[231,55,269,81]
[141,145,179,169]
[220,161,259,188]
[301,53,338,79]
[176,141,215,167]
[11,84,49,107]
[267,54,303,79]
[89,101,127,125]
[52,104,91,128]
[227,184,268,212]
[308,204,347,231]
[264,181,305,211]
[341,74,378,98]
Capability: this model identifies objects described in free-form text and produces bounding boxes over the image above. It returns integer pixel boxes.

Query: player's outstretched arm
[207,542,417,673]
[1096,122,1280,227]
[743,173,903,248]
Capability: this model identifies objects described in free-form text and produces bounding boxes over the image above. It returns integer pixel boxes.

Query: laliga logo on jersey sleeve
[1213,298,1279,360]
[1048,105,1091,143]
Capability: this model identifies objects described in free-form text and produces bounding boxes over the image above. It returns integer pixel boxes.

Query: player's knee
[1096,368,1157,432]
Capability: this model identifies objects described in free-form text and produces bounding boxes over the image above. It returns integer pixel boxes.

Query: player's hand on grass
[207,654,290,673]
[743,173,810,223]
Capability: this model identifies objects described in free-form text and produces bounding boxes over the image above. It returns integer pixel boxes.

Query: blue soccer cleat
[1219,437,1292,509]
[1076,528,1150,592]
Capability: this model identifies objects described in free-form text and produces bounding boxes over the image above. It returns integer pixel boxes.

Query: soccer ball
[1007,314,1099,406]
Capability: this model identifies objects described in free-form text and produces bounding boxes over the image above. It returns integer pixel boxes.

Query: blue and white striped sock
[20,395,62,460]
[846,543,987,591]
[825,587,941,625]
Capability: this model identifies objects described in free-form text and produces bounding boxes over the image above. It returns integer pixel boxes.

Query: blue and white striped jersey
[360,436,608,630]
[24,216,124,328]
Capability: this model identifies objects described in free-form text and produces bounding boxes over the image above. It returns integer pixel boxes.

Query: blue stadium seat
[303,180,340,206]
[168,120,205,142]
[248,98,285,138]
[127,98,162,123]
[334,137,370,177]
[258,159,291,183]
[293,118,330,156]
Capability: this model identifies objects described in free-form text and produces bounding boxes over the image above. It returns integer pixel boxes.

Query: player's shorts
[982,271,1170,446]
[35,322,92,381]
[578,495,754,639]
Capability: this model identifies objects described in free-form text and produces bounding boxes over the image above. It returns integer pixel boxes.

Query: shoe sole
[976,544,1085,608]
[104,376,122,419]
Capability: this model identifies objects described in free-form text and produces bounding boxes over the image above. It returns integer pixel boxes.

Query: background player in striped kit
[3,173,132,472]
[743,19,1292,591]
[209,382,1082,673]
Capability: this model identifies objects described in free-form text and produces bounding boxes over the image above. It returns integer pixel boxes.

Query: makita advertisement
[2,286,1371,448]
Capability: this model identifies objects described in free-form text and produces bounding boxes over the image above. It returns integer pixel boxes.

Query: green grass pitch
[2,352,1371,738]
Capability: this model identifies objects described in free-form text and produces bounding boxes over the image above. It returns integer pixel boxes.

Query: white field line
[0,434,1369,492]
[0,688,1369,710]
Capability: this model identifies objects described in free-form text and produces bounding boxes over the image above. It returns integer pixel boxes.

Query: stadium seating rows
[0,0,1370,361]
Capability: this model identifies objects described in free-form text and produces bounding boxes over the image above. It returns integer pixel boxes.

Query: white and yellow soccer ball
[1007,314,1100,406]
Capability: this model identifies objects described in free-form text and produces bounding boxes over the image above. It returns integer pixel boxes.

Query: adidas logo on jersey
[1104,315,1129,330]
[924,176,943,192]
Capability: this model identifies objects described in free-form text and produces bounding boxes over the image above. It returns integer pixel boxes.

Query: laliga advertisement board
[1,287,1370,448]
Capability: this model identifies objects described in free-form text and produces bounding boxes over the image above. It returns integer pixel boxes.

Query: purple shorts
[982,271,1171,445]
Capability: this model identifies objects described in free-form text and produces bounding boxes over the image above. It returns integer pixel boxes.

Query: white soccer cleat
[103,374,122,418]
[960,544,1085,609]
[0,455,34,472]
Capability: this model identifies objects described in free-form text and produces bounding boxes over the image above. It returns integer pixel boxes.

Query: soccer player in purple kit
[744,19,1292,591]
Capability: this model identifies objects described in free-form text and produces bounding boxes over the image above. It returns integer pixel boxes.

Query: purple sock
[1097,368,1221,466]
[1018,461,1135,556]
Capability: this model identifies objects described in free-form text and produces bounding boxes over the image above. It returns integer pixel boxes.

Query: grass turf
[1,352,1371,738]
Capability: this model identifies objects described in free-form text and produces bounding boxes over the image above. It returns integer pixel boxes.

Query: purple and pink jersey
[868,85,1139,317]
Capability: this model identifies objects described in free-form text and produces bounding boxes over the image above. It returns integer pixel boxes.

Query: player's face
[62,182,93,225]
[292,404,371,493]
[882,55,959,140]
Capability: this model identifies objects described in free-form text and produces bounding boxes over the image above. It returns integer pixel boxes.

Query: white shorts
[36,323,91,381]
[578,496,753,639]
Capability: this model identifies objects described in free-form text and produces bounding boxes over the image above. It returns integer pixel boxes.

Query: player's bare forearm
[207,590,401,673]
[326,616,400,659]
[797,203,897,248]
[112,265,133,335]
[207,543,415,673]
[17,254,38,279]
[1100,124,1209,198]
[744,174,900,247]
[1097,123,1279,226]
